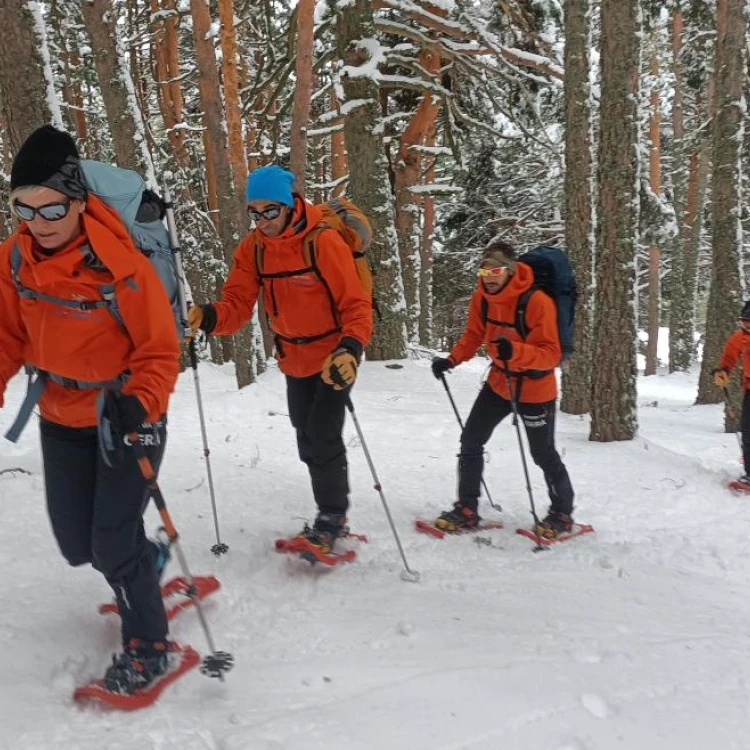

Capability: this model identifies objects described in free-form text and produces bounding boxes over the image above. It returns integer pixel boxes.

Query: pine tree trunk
[0,0,60,151]
[337,0,407,360]
[289,0,315,192]
[696,0,745,426]
[419,124,437,347]
[80,0,151,174]
[645,52,661,377]
[559,0,593,415]
[590,0,641,442]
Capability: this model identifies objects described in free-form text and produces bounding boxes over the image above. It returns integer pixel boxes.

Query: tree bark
[337,0,407,360]
[696,0,745,428]
[289,0,315,192]
[645,52,661,376]
[80,0,151,175]
[0,0,60,152]
[590,0,641,442]
[560,0,593,415]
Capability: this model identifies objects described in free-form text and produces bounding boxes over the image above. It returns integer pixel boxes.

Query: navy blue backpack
[481,245,577,365]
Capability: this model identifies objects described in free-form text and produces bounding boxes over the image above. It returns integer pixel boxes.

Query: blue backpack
[481,245,577,368]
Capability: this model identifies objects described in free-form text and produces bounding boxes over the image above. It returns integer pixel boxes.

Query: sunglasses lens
[13,203,35,221]
[38,203,69,221]
[248,205,282,221]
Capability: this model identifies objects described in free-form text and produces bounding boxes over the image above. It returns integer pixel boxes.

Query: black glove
[113,393,147,433]
[199,303,217,335]
[431,357,453,379]
[495,336,513,362]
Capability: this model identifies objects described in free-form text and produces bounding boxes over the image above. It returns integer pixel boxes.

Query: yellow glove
[714,369,730,388]
[187,305,204,335]
[322,348,358,390]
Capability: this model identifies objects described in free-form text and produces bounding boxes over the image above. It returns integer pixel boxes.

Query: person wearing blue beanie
[245,165,295,207]
[188,164,373,560]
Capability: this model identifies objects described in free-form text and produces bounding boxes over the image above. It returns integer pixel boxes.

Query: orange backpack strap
[302,224,340,329]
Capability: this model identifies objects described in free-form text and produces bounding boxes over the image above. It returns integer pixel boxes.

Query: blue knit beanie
[245,165,295,207]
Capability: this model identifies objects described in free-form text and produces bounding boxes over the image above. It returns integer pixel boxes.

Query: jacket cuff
[337,336,363,361]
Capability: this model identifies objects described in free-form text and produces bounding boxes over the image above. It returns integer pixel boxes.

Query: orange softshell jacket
[448,262,561,404]
[718,329,750,390]
[0,195,180,428]
[212,196,373,378]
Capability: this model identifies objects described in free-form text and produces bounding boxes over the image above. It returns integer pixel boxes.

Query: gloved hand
[188,303,217,336]
[113,393,147,434]
[495,336,514,362]
[713,368,730,388]
[322,337,362,390]
[431,357,453,379]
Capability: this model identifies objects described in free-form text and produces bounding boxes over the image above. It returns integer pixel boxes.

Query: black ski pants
[742,391,750,475]
[286,374,349,515]
[39,418,168,645]
[458,383,574,515]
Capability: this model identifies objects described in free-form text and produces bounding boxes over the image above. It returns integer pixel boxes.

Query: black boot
[103,638,170,694]
[297,512,348,553]
[435,502,481,532]
[534,509,574,539]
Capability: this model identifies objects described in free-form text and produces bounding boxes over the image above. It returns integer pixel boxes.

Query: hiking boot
[103,638,170,695]
[435,503,481,532]
[534,510,574,540]
[297,512,348,554]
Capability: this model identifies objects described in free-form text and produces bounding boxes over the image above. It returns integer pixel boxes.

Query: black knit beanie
[10,125,87,200]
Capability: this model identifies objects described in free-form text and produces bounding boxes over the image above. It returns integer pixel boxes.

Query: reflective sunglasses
[247,204,283,222]
[13,199,72,222]
[477,265,509,278]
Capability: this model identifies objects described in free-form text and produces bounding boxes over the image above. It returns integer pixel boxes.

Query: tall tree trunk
[590,0,641,442]
[645,52,661,376]
[393,38,442,345]
[696,0,745,425]
[0,0,62,151]
[560,0,593,415]
[289,0,315,192]
[419,123,437,347]
[80,0,152,175]
[337,0,407,360]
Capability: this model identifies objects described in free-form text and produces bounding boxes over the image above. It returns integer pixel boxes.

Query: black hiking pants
[40,418,169,645]
[742,391,750,475]
[458,383,574,515]
[286,374,350,515]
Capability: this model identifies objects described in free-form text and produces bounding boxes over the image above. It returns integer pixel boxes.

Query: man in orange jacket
[430,241,575,538]
[0,126,180,694]
[714,301,750,489]
[189,165,372,553]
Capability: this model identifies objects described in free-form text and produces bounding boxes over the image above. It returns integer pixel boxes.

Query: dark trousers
[40,418,168,645]
[286,374,349,514]
[742,391,750,475]
[458,383,574,515]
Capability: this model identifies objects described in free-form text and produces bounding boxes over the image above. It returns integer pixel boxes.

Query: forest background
[0,0,745,443]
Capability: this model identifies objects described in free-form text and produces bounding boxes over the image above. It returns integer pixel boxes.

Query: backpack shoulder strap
[515,287,537,341]
[303,224,339,327]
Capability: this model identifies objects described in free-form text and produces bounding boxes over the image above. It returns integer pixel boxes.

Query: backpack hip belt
[5,366,130,443]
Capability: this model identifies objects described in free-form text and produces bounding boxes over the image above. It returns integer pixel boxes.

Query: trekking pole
[501,363,547,553]
[345,397,420,583]
[438,373,502,513]
[127,431,234,680]
[722,386,744,452]
[162,181,227,556]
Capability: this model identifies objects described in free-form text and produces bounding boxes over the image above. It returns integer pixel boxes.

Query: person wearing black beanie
[8,125,88,253]
[715,300,750,490]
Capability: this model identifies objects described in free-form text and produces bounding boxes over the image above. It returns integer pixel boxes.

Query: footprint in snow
[581,693,610,719]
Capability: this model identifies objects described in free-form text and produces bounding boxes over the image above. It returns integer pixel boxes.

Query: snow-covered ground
[2,348,749,750]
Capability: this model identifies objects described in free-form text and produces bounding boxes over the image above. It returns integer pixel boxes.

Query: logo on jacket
[55,293,93,320]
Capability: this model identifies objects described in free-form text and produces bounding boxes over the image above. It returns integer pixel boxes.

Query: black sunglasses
[13,199,72,222]
[247,204,283,222]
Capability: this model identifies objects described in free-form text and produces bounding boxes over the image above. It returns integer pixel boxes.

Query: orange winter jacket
[717,329,750,389]
[448,262,561,403]
[212,196,373,378]
[0,195,180,428]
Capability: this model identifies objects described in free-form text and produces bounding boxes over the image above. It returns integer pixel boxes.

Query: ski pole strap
[4,368,47,443]
[5,367,130,443]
